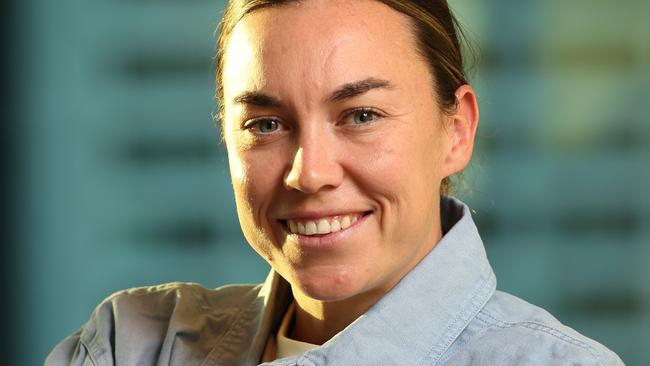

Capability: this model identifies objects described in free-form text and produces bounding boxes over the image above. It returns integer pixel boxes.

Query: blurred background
[4,0,649,364]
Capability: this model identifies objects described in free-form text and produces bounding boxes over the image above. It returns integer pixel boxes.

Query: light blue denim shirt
[46,197,624,365]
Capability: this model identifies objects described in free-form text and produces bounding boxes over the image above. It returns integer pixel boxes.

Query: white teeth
[330,219,341,232]
[305,221,318,235]
[286,214,363,236]
[341,216,351,229]
[317,219,330,234]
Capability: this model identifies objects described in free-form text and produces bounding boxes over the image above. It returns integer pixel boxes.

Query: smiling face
[221,0,469,302]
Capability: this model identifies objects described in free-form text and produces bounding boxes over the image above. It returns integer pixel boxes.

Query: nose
[284,131,344,193]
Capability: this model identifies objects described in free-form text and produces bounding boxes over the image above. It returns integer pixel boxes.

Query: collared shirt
[46,197,624,365]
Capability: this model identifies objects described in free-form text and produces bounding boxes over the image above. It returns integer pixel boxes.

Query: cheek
[360,131,442,193]
[408,124,448,184]
[228,150,287,232]
[230,154,267,212]
[228,153,281,262]
[350,128,444,239]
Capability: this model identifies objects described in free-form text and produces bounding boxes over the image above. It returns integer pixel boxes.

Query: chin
[299,287,354,302]
[290,267,366,302]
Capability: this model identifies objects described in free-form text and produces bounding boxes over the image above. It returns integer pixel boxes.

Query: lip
[279,211,372,250]
[278,209,370,221]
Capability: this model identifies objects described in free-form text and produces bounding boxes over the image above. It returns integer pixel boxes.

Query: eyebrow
[231,77,393,108]
[233,92,284,108]
[327,78,393,102]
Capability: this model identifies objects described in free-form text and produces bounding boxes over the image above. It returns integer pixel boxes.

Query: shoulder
[46,282,264,366]
[445,291,624,366]
[98,281,263,315]
[86,282,265,341]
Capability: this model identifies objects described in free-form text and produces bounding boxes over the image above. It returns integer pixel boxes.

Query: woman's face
[222,0,465,301]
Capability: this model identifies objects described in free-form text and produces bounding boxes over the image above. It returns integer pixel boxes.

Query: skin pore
[221,0,479,345]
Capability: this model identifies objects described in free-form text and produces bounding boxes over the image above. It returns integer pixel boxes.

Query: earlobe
[444,84,480,176]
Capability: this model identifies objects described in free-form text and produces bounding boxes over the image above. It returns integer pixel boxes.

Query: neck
[289,287,382,345]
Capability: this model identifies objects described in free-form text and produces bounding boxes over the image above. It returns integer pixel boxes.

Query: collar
[259,196,496,365]
[247,270,293,365]
[276,302,319,358]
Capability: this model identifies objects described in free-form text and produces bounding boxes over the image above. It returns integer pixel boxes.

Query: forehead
[222,0,429,103]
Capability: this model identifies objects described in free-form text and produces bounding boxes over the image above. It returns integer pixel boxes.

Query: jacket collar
[246,270,293,365]
[259,196,496,365]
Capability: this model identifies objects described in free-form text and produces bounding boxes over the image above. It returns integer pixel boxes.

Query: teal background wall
[8,0,649,365]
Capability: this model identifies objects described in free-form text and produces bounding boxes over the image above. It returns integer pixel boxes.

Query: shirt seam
[476,310,606,365]
[420,266,496,366]
[200,307,245,366]
[80,337,102,366]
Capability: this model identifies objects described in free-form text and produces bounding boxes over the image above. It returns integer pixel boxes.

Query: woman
[47,0,623,365]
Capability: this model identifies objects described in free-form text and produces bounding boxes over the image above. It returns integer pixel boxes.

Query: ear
[442,84,480,177]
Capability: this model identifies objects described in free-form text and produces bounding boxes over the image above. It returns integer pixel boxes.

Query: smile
[285,212,368,236]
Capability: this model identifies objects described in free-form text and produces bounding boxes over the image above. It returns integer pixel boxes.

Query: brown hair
[215,0,471,194]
